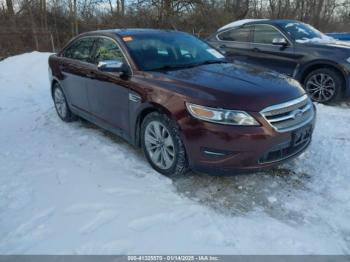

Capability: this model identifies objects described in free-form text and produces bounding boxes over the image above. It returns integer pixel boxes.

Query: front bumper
[341,62,350,97]
[179,110,316,175]
[345,74,350,97]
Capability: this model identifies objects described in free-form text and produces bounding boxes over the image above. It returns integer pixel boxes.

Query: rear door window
[217,27,251,42]
[63,38,95,63]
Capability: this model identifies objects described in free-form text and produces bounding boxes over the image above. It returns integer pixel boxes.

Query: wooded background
[1,0,350,57]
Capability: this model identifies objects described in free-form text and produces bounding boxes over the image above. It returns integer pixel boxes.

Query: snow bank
[0,52,349,254]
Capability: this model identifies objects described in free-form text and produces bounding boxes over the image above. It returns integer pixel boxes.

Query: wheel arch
[298,61,347,91]
[50,77,61,98]
[133,102,176,148]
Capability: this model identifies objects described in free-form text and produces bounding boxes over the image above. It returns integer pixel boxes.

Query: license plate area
[292,125,312,147]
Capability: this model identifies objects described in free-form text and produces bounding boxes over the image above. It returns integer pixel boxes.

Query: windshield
[123,32,225,71]
[280,21,328,41]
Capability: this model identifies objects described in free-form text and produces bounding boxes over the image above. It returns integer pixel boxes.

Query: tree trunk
[5,0,14,16]
[43,0,48,31]
[163,0,172,27]
[68,0,75,36]
[26,0,39,50]
[73,0,78,35]
[314,0,325,28]
[108,0,113,14]
[121,0,125,15]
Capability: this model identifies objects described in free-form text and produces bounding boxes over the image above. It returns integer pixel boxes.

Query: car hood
[325,41,350,50]
[146,63,305,112]
[300,40,350,50]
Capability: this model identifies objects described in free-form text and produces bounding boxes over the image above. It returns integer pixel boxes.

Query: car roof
[218,19,301,32]
[80,28,185,38]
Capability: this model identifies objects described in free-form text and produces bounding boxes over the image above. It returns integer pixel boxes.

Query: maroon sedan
[48,29,316,176]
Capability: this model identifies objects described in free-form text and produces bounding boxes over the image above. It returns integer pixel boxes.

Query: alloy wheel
[54,87,67,118]
[144,120,175,170]
[305,73,336,102]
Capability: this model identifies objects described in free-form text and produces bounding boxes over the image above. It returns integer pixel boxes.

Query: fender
[50,76,61,97]
[129,100,177,147]
[295,60,349,90]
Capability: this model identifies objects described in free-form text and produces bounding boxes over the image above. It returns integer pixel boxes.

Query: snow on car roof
[218,19,268,31]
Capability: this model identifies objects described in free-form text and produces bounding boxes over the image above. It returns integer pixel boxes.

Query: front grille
[260,95,315,132]
[259,133,311,164]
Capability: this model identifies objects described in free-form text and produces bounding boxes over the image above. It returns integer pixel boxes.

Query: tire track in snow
[0,208,55,253]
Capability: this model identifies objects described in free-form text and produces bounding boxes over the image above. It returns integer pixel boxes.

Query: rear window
[63,38,95,63]
[217,26,251,42]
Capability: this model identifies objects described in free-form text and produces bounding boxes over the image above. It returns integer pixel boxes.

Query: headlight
[186,103,259,126]
[347,57,350,64]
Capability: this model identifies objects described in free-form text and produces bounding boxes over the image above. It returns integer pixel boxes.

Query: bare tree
[225,0,250,20]
[1,0,350,57]
[6,0,15,16]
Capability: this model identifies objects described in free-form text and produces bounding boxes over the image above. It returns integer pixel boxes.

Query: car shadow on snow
[78,118,145,157]
[326,96,350,108]
[172,168,312,224]
[77,117,313,224]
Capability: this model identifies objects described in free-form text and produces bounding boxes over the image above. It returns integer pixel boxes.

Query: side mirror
[272,37,288,46]
[97,60,130,75]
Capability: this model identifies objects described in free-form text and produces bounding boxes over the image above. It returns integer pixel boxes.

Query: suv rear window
[217,27,251,42]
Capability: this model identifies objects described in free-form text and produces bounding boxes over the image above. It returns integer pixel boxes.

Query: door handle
[220,44,227,49]
[59,62,66,71]
[86,72,96,79]
[252,48,260,52]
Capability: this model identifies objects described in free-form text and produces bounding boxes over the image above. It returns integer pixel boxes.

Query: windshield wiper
[194,60,228,66]
[147,60,228,72]
[147,64,198,71]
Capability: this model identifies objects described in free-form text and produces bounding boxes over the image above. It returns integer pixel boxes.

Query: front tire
[304,68,343,103]
[52,82,76,122]
[141,112,189,176]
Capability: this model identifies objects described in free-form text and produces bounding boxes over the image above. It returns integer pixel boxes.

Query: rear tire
[303,68,343,103]
[52,82,76,122]
[141,112,189,176]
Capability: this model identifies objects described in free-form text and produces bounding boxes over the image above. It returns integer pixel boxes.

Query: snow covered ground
[0,52,350,254]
